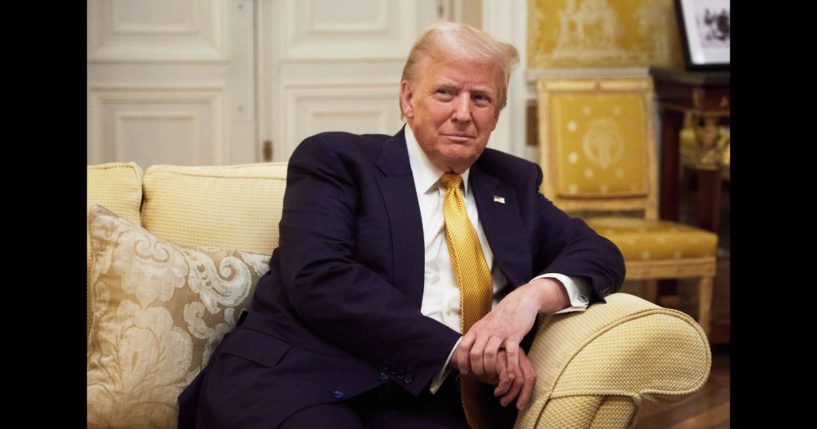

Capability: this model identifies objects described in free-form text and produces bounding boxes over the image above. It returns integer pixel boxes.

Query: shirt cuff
[533,273,591,314]
[429,337,461,394]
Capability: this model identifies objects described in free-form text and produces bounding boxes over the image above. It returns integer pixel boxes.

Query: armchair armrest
[515,293,711,429]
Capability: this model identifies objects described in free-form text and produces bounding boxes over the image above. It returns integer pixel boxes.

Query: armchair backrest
[536,76,658,220]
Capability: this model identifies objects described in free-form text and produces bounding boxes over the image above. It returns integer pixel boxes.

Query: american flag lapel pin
[493,195,505,204]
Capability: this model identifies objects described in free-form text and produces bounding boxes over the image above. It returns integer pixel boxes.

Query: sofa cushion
[86,205,270,428]
[87,162,144,340]
[141,163,288,255]
[585,217,718,261]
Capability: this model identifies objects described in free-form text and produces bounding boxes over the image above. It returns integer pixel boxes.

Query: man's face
[401,57,502,173]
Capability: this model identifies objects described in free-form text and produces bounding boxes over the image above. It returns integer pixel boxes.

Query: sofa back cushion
[87,205,270,427]
[87,162,144,339]
[141,163,288,254]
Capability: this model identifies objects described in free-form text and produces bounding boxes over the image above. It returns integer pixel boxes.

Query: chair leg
[643,280,658,303]
[697,276,714,337]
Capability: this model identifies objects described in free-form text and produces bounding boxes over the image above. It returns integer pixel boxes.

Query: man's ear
[400,80,414,118]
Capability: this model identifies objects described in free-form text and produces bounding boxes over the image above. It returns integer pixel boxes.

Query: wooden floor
[632,345,730,429]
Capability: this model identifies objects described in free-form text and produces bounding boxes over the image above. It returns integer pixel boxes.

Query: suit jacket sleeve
[529,164,626,303]
[276,135,459,395]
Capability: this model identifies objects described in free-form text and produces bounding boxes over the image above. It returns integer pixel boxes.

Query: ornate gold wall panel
[528,0,684,68]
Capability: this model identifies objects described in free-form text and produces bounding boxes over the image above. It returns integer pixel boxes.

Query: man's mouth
[442,133,475,142]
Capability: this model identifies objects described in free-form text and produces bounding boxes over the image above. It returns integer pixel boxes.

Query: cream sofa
[87,162,711,429]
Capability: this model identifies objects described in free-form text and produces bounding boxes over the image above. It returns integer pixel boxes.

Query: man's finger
[456,334,475,375]
[504,341,521,386]
[469,329,490,377]
[483,336,503,378]
[494,374,511,397]
[500,368,524,407]
[494,351,511,396]
[516,355,537,410]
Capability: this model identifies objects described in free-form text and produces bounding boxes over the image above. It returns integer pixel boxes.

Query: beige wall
[527,0,683,69]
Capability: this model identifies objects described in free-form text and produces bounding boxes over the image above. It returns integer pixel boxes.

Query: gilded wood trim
[625,257,717,280]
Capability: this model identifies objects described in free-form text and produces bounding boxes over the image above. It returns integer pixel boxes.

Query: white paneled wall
[88,87,225,166]
[283,82,401,157]
[87,0,227,63]
[87,0,253,168]
[87,0,521,167]
[260,0,440,161]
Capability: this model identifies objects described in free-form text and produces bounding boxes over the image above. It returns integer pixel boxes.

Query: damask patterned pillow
[86,204,270,428]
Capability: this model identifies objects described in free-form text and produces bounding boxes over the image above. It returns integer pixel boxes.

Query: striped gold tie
[440,173,493,429]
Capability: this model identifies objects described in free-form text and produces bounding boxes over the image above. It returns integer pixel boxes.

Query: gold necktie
[440,173,493,429]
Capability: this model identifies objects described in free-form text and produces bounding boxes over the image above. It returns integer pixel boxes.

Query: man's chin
[440,155,480,173]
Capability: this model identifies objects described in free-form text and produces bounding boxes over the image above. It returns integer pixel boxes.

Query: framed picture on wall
[675,0,730,70]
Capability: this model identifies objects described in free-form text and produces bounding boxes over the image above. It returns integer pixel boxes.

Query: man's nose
[451,93,472,123]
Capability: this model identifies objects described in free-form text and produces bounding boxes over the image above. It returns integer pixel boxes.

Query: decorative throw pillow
[86,204,270,428]
[87,162,144,341]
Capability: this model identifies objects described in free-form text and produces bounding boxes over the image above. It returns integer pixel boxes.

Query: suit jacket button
[403,374,412,384]
[331,390,344,400]
[376,371,389,381]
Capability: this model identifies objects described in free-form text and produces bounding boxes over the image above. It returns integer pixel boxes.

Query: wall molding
[88,85,226,165]
[279,81,401,156]
[280,0,415,61]
[113,111,200,163]
[87,0,228,63]
[482,0,528,159]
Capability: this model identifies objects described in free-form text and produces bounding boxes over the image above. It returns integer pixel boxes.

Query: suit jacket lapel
[470,166,532,288]
[375,129,426,308]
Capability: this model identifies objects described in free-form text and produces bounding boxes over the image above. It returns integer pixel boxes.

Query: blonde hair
[400,22,520,116]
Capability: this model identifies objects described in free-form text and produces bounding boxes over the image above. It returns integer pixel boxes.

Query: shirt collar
[404,123,471,195]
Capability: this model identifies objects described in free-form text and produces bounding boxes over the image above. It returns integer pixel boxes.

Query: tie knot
[439,173,463,190]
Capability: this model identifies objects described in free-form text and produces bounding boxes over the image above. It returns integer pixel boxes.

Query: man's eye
[435,89,454,99]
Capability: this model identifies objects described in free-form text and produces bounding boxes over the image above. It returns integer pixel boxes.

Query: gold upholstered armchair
[87,162,711,428]
[535,76,718,336]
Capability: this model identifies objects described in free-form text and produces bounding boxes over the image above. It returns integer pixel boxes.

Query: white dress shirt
[403,125,592,393]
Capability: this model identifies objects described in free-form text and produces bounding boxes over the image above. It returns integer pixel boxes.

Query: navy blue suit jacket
[178,129,625,428]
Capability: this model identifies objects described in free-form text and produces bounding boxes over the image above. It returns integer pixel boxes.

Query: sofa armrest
[515,293,711,429]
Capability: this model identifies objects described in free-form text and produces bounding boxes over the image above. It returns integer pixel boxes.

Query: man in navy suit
[179,22,624,429]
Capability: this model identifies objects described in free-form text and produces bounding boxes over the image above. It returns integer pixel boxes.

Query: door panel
[259,0,441,161]
[88,0,469,167]
[87,0,255,167]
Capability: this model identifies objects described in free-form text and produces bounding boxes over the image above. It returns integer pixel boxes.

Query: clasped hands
[447,277,569,410]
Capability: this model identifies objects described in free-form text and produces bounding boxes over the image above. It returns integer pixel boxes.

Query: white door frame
[483,0,530,161]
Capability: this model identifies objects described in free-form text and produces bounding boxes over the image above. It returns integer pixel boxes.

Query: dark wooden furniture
[649,67,729,232]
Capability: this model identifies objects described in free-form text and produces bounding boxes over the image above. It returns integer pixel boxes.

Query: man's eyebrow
[433,80,496,93]
[471,86,497,96]
[434,80,458,88]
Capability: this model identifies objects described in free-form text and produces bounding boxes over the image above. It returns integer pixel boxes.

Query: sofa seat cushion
[87,162,144,340]
[141,163,288,255]
[86,205,270,427]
